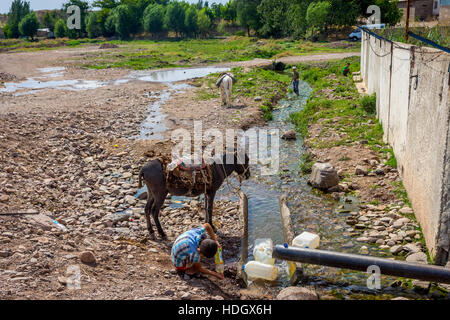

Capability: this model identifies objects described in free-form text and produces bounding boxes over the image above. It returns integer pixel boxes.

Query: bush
[234,30,245,36]
[359,93,376,114]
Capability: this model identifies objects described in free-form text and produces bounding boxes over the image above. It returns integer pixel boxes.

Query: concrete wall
[361,32,450,264]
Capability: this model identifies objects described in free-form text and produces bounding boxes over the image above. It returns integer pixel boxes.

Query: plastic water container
[292,232,320,249]
[253,239,275,265]
[244,261,278,281]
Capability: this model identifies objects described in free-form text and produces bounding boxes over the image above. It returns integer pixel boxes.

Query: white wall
[361,32,450,263]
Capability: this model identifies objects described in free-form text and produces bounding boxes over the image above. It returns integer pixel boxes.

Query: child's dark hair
[199,239,218,258]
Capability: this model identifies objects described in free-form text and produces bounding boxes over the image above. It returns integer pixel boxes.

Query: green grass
[194,66,291,120]
[300,151,314,174]
[289,57,389,152]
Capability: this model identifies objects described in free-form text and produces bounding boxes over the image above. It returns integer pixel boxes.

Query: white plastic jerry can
[243,261,278,281]
[253,238,275,265]
[292,231,320,249]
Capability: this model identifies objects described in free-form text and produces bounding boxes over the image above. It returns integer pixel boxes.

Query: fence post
[236,192,248,288]
[279,195,303,285]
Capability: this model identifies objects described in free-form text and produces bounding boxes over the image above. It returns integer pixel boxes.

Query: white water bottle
[243,261,278,281]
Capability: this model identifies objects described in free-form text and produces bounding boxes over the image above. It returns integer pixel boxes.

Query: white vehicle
[349,24,386,41]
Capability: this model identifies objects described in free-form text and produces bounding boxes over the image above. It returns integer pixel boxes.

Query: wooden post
[405,0,411,42]
[279,195,303,285]
[236,192,249,288]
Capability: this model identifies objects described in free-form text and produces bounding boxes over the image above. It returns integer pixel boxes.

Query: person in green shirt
[292,66,299,96]
[343,63,350,77]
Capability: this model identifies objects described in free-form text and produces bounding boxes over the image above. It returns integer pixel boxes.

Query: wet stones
[281,130,297,140]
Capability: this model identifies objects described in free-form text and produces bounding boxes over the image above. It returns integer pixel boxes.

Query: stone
[125,195,136,205]
[276,287,318,300]
[391,297,409,300]
[79,251,97,264]
[308,163,339,190]
[403,243,421,254]
[0,194,9,202]
[356,237,370,242]
[281,130,297,140]
[405,252,427,264]
[355,165,368,176]
[412,280,430,294]
[399,207,413,215]
[254,96,262,101]
[359,246,369,254]
[393,217,410,228]
[389,245,403,255]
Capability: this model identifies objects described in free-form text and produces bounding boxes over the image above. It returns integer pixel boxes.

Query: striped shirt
[171,226,207,268]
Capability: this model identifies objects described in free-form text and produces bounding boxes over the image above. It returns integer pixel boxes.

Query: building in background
[398,0,435,21]
[440,0,450,24]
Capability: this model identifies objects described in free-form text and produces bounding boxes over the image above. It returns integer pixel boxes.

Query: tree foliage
[18,12,39,40]
[5,0,30,38]
[143,3,165,34]
[54,19,67,37]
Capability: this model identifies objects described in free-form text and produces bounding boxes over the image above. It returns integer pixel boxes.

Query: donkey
[138,152,250,238]
[219,73,233,108]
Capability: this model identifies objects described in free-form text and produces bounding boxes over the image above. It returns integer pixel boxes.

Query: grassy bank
[194,67,291,121]
[290,57,432,262]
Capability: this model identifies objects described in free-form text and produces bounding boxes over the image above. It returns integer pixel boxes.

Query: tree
[112,4,133,39]
[236,0,261,36]
[4,0,30,38]
[43,11,55,31]
[86,11,102,38]
[374,0,402,26]
[327,0,359,28]
[18,12,39,40]
[164,1,185,37]
[54,19,67,37]
[143,3,165,34]
[306,1,331,31]
[257,0,290,37]
[220,0,236,21]
[104,13,117,36]
[197,8,211,38]
[184,6,198,37]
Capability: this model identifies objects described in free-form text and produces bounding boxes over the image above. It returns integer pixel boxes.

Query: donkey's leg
[227,80,232,108]
[220,86,226,105]
[144,194,155,236]
[205,190,217,230]
[151,190,168,238]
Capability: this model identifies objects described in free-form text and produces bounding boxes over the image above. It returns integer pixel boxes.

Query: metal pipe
[273,245,450,284]
[405,0,411,42]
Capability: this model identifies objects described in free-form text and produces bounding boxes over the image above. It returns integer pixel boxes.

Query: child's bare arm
[203,223,219,244]
[193,262,224,280]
